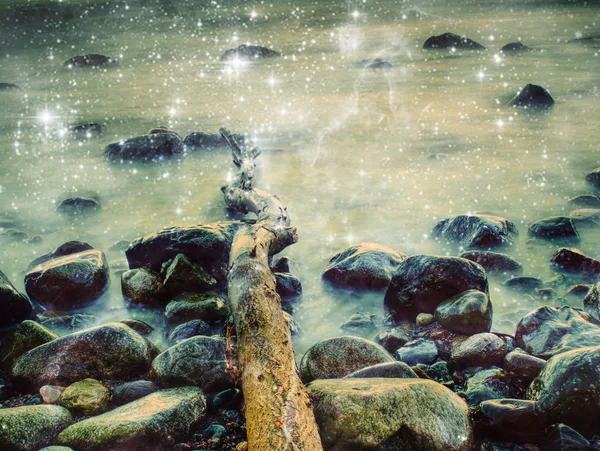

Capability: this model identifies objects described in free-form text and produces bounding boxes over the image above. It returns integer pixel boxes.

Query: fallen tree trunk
[220,128,323,451]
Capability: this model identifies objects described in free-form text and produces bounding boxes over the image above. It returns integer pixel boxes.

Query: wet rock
[164,292,229,325]
[375,324,415,353]
[339,312,377,336]
[569,194,600,208]
[104,133,184,162]
[111,380,159,407]
[360,58,392,69]
[183,132,247,150]
[510,84,555,110]
[565,283,591,300]
[25,250,109,310]
[40,385,66,404]
[63,54,117,68]
[515,305,600,359]
[500,42,529,53]
[434,289,492,335]
[121,267,164,306]
[11,323,159,393]
[585,167,600,190]
[147,125,180,138]
[168,319,212,346]
[57,387,206,451]
[274,272,302,299]
[527,345,600,436]
[503,350,545,382]
[0,405,73,451]
[0,320,58,371]
[57,197,100,215]
[465,369,511,407]
[504,276,544,293]
[385,254,488,323]
[528,216,578,241]
[322,243,406,291]
[38,313,96,334]
[69,122,103,139]
[551,247,600,280]
[299,336,395,383]
[0,270,33,330]
[118,319,153,336]
[221,44,280,61]
[27,241,94,272]
[460,250,523,275]
[108,240,130,253]
[395,338,438,366]
[433,214,518,249]
[152,336,233,392]
[344,361,418,379]
[542,423,591,450]
[0,82,20,90]
[308,378,473,450]
[570,208,600,227]
[211,387,242,411]
[59,378,109,417]
[450,333,507,369]
[162,253,218,296]
[474,399,546,443]
[536,288,556,301]
[423,32,485,50]
[126,222,240,283]
[271,256,298,274]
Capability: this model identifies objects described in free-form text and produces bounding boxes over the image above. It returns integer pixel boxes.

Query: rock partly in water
[299,336,395,383]
[465,369,511,408]
[0,320,58,371]
[450,333,507,370]
[510,84,554,110]
[322,243,407,290]
[110,380,159,407]
[434,289,492,335]
[385,254,488,323]
[504,276,544,293]
[274,272,302,299]
[121,268,164,305]
[344,361,418,379]
[0,269,33,330]
[69,123,103,139]
[161,253,218,296]
[12,323,159,393]
[0,82,20,90]
[59,378,110,417]
[339,312,378,336]
[63,54,117,68]
[309,378,473,451]
[459,251,523,275]
[221,44,280,61]
[569,194,600,208]
[360,58,393,69]
[551,247,600,281]
[500,42,530,53]
[395,338,438,366]
[24,250,109,310]
[569,208,600,227]
[432,214,518,249]
[164,292,229,326]
[57,387,206,451]
[585,167,600,190]
[26,241,94,272]
[515,305,600,359]
[104,133,184,162]
[375,324,416,353]
[528,216,578,241]
[0,405,73,451]
[474,399,546,443]
[423,32,485,50]
[183,132,247,150]
[57,197,100,215]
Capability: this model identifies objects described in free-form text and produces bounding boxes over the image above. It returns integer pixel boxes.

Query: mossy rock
[164,292,229,325]
[0,320,58,371]
[59,378,110,416]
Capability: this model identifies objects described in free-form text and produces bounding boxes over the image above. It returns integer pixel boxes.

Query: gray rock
[344,361,418,379]
[168,320,212,346]
[162,254,217,296]
[104,133,184,162]
[183,132,247,150]
[551,247,600,280]
[375,324,415,353]
[63,54,117,68]
[221,44,280,61]
[394,338,438,366]
[164,292,229,325]
[568,194,600,208]
[450,333,507,369]
[465,369,511,407]
[500,42,529,53]
[339,312,377,336]
[322,243,407,290]
[308,378,473,450]
[57,387,206,451]
[111,380,159,407]
[274,272,302,298]
[121,268,164,306]
[423,32,485,50]
[0,269,33,330]
[504,276,544,293]
[26,241,94,272]
[503,350,545,382]
[434,289,492,335]
[0,82,20,90]
[475,399,546,443]
[510,84,554,110]
[57,197,100,215]
[528,216,578,241]
[459,251,523,275]
[384,255,488,323]
[0,320,58,371]
[300,336,395,383]
[432,214,518,249]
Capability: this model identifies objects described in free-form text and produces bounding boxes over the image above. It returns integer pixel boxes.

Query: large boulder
[384,255,488,323]
[12,323,159,393]
[322,243,406,290]
[423,32,485,50]
[0,320,58,371]
[434,289,492,335]
[432,215,518,249]
[528,216,578,241]
[0,269,33,330]
[26,241,94,272]
[308,378,473,450]
[551,247,600,280]
[0,405,73,451]
[57,387,206,451]
[459,251,522,275]
[221,44,280,61]
[515,306,600,359]
[510,84,554,110]
[450,333,507,369]
[24,250,109,309]
[527,345,600,436]
[300,336,395,383]
[104,133,184,162]
[151,336,233,392]
[126,222,240,283]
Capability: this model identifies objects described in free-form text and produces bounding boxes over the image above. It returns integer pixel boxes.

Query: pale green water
[0,0,599,351]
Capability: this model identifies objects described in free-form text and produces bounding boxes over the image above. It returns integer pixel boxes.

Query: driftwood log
[220,128,323,451]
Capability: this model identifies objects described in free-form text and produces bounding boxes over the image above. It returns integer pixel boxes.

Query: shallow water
[0,0,599,352]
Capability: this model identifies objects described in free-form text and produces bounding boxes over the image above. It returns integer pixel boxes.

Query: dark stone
[503,350,545,382]
[434,289,492,335]
[500,42,529,53]
[164,292,229,326]
[542,423,591,450]
[0,269,33,330]
[504,276,544,293]
[211,388,242,411]
[459,251,523,275]
[111,380,159,407]
[528,216,578,241]
[465,369,511,407]
[69,123,103,139]
[450,333,507,370]
[25,250,110,310]
[384,255,488,323]
[0,320,58,371]
[423,32,486,50]
[515,305,600,359]
[344,361,418,379]
[121,268,164,306]
[0,83,20,90]
[168,319,212,346]
[162,253,218,296]
[551,247,600,280]
[119,319,154,336]
[147,125,181,138]
[569,194,600,208]
[322,243,407,291]
[27,241,94,272]
[510,84,555,110]
[394,338,438,366]
[565,284,591,300]
[433,214,518,249]
[474,399,546,443]
[57,197,100,215]
[221,44,280,61]
[183,132,247,150]
[585,167,600,190]
[570,208,600,227]
[271,256,298,274]
[360,58,392,69]
[63,54,117,68]
[0,228,28,242]
[104,133,184,162]
[583,282,600,321]
[274,272,302,298]
[375,324,416,353]
[339,312,378,336]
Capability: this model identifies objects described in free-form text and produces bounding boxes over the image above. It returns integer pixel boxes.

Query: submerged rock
[528,216,578,241]
[434,289,492,335]
[164,292,229,325]
[12,323,159,393]
[569,194,600,208]
[24,250,110,310]
[63,54,117,68]
[432,214,518,249]
[339,312,378,336]
[118,319,153,336]
[183,132,247,150]
[221,44,280,61]
[500,42,529,53]
[69,122,103,139]
[423,32,485,50]
[0,269,33,330]
[59,378,110,417]
[322,243,406,290]
[450,333,507,369]
[308,378,473,450]
[104,133,184,162]
[57,387,206,451]
[27,241,94,272]
[504,276,543,293]
[0,405,73,451]
[515,305,600,359]
[585,167,600,190]
[0,320,58,371]
[0,82,20,90]
[459,251,523,275]
[510,84,554,110]
[360,58,393,69]
[569,208,600,227]
[474,399,545,443]
[57,197,100,215]
[384,255,488,323]
[551,247,600,280]
[300,336,395,383]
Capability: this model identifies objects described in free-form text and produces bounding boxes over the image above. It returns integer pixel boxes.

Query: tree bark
[220,128,323,451]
